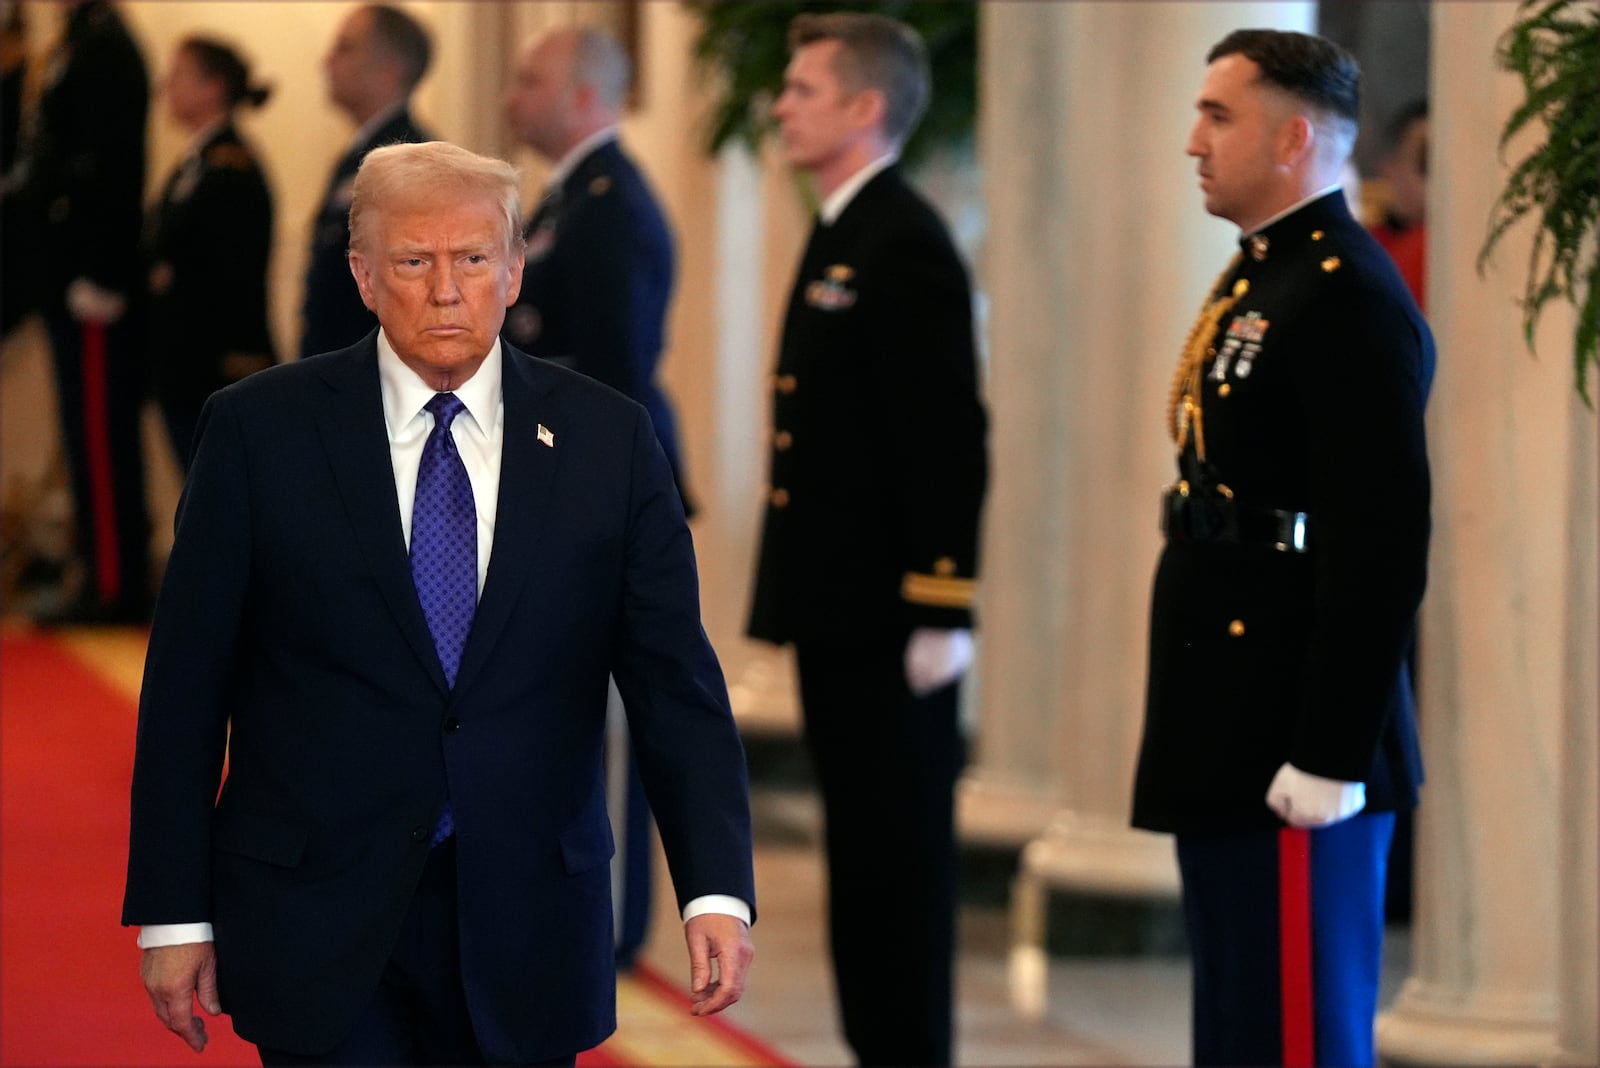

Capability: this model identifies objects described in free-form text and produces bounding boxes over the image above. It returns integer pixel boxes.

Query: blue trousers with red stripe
[45,307,150,613]
[1176,811,1395,1067]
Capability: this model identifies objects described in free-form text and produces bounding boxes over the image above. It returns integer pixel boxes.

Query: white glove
[66,277,127,324]
[1265,762,1366,828]
[904,627,974,697]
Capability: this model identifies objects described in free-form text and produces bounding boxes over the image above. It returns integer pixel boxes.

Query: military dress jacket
[299,107,432,358]
[504,139,688,507]
[747,166,988,647]
[20,0,147,304]
[145,123,275,413]
[1133,192,1434,834]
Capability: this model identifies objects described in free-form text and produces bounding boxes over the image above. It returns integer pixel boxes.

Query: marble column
[970,0,1312,861]
[1374,3,1597,1063]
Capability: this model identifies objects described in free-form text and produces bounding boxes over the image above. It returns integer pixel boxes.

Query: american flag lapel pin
[537,423,555,448]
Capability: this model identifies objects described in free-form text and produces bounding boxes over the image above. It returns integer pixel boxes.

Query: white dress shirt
[139,335,747,948]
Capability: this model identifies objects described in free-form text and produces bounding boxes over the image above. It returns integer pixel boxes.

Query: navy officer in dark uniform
[1133,29,1433,1068]
[503,23,688,971]
[748,13,988,1065]
[300,3,432,358]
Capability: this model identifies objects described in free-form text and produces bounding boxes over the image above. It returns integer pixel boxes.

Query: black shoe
[14,556,69,592]
[33,594,151,627]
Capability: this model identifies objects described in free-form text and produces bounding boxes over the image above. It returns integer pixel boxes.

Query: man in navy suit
[124,141,755,1066]
[503,24,690,973]
[301,4,434,358]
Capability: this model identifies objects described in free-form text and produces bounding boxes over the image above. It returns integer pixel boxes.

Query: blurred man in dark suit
[504,25,691,973]
[300,3,433,359]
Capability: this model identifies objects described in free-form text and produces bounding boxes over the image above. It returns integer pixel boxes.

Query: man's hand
[139,942,222,1052]
[1265,762,1366,828]
[904,627,974,697]
[683,913,753,1017]
[65,278,127,324]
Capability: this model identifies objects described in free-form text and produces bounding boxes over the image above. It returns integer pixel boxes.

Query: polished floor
[636,762,1413,1067]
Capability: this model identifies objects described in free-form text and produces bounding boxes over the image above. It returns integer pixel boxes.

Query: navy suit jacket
[122,335,754,1060]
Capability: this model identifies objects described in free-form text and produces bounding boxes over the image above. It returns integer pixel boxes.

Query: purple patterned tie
[412,393,475,844]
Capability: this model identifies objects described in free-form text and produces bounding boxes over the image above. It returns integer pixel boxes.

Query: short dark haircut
[789,12,930,149]
[180,35,271,110]
[1207,29,1360,126]
[363,3,432,92]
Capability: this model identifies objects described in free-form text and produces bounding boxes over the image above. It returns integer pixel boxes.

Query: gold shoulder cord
[1165,253,1246,462]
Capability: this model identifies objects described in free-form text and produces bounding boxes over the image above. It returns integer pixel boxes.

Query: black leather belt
[1161,488,1310,553]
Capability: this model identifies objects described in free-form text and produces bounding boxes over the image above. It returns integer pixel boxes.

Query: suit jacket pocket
[557,808,615,876]
[213,808,309,869]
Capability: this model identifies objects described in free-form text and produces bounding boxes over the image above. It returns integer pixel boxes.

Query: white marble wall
[1375,5,1598,1064]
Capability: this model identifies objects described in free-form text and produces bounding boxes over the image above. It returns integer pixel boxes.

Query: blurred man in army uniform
[503,24,688,970]
[748,13,988,1065]
[1133,29,1433,1068]
[300,4,432,358]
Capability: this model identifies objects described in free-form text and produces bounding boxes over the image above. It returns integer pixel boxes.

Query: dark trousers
[1176,812,1395,1067]
[613,746,653,969]
[257,840,492,1067]
[44,307,150,612]
[796,635,965,1067]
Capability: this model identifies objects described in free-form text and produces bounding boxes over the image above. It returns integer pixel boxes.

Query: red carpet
[1,631,257,1066]
[0,631,789,1067]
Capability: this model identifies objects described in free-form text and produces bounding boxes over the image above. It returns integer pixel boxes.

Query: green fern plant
[1479,0,1599,403]
[683,1,977,169]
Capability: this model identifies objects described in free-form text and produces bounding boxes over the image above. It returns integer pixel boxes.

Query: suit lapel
[453,346,561,694]
[312,341,450,695]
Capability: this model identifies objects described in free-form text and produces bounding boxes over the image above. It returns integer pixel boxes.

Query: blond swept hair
[348,141,522,256]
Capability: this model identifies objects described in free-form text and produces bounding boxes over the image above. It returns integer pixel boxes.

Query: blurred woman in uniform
[147,35,275,470]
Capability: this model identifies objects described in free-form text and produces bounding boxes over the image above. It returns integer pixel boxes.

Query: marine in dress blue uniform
[1133,30,1432,1068]
[18,0,152,623]
[748,15,987,1066]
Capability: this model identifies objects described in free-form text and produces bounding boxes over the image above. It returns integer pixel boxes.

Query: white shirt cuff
[137,922,215,948]
[680,894,751,926]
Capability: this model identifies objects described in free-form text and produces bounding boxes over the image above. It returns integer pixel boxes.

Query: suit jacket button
[411,826,428,843]
[770,487,790,508]
[775,374,798,395]
[1228,619,1246,637]
[774,430,793,451]
[443,716,461,732]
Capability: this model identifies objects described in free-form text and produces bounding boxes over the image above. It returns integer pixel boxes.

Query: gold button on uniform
[934,557,957,577]
[775,374,798,395]
[1228,619,1246,637]
[1218,383,1232,397]
[770,487,790,508]
[774,430,793,451]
